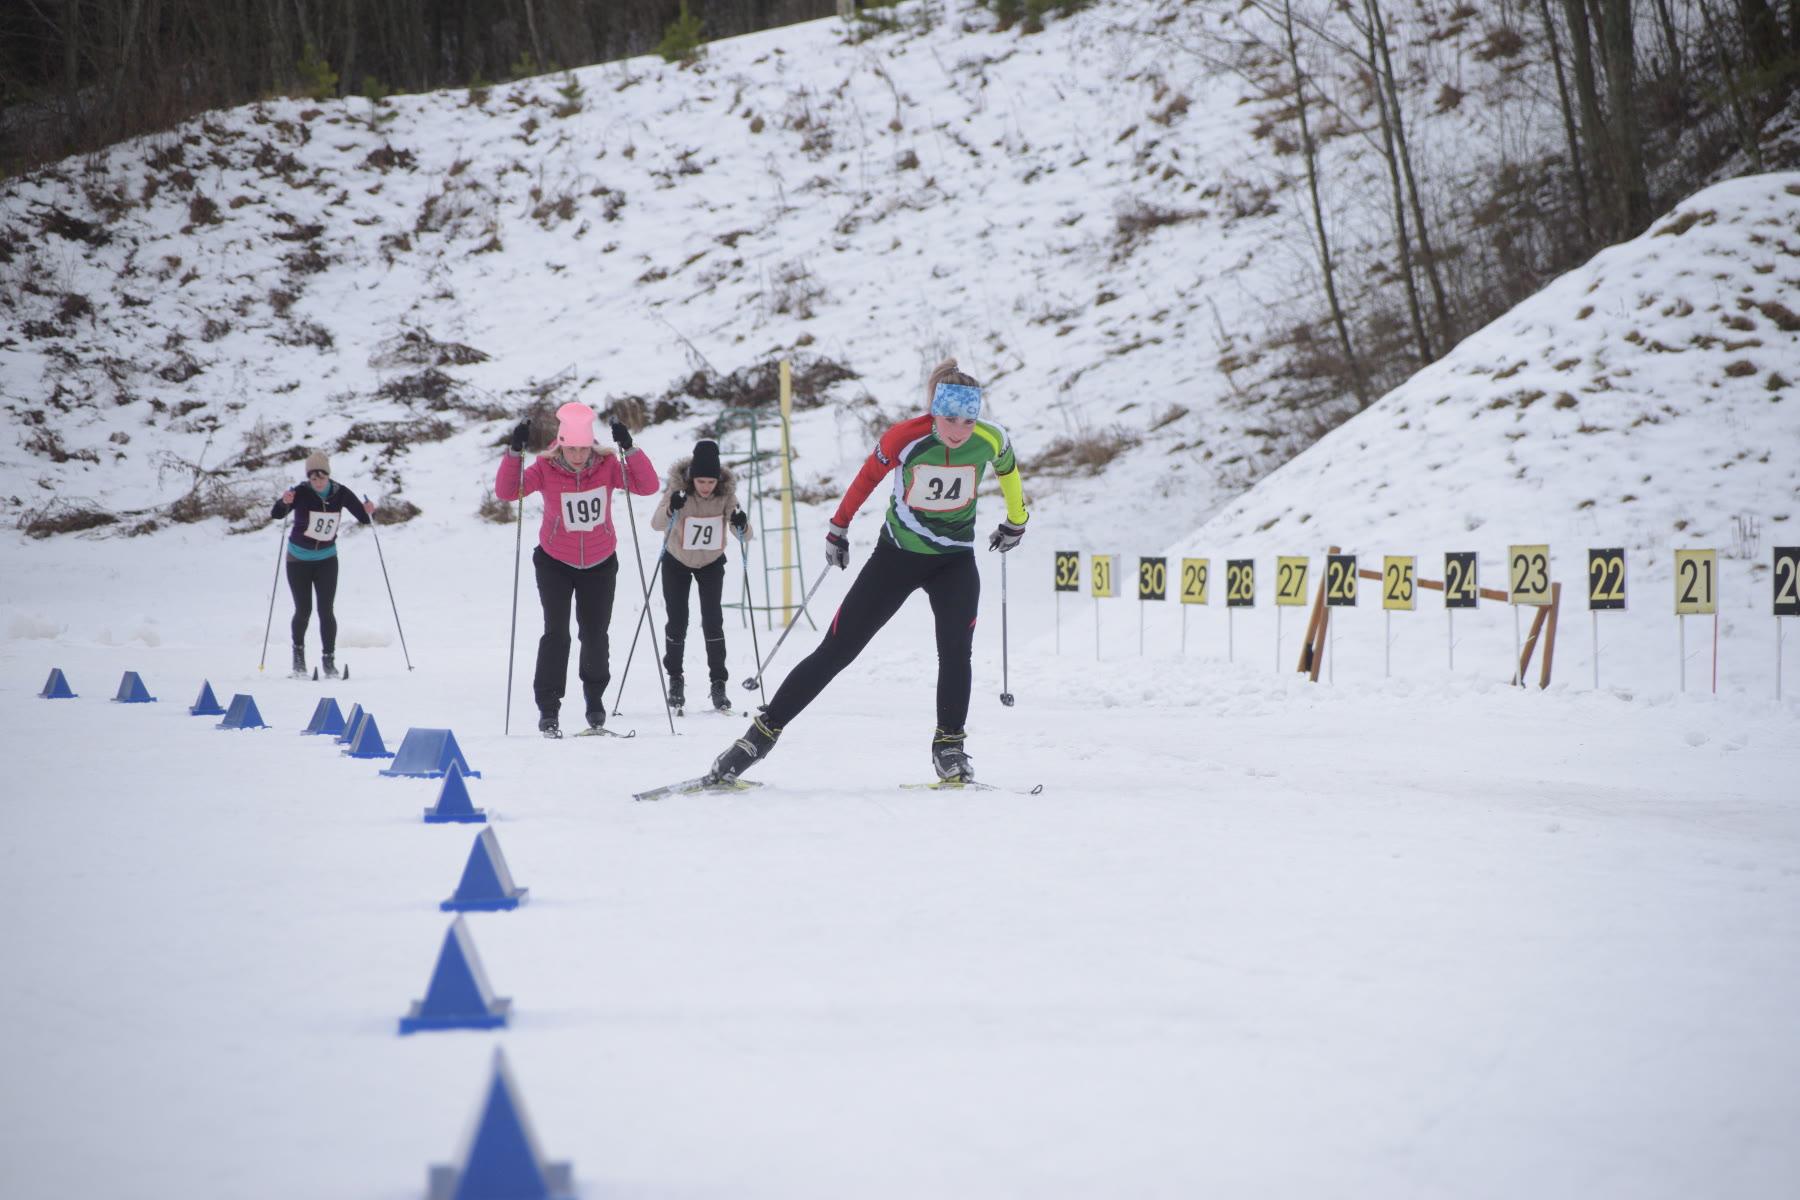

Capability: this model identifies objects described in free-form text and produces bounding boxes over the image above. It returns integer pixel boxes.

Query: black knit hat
[688,439,722,480]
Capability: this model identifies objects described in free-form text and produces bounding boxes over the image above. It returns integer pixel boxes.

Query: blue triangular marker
[399,916,511,1034]
[112,671,156,703]
[383,727,481,778]
[426,1048,575,1200]
[217,694,268,730]
[302,697,346,736]
[39,668,77,699]
[189,680,226,716]
[344,711,393,758]
[425,765,488,826]
[334,704,365,745]
[441,828,528,911]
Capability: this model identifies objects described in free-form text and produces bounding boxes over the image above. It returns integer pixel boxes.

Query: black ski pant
[661,554,729,684]
[763,537,979,733]
[286,554,340,655]
[533,545,618,718]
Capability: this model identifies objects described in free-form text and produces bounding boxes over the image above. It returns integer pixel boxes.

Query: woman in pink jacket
[496,401,659,737]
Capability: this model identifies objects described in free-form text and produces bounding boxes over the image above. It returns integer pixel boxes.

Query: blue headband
[932,383,983,419]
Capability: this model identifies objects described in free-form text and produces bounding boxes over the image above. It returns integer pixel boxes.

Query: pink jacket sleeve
[495,453,539,500]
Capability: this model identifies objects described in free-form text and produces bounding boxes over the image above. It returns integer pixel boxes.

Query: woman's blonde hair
[925,358,979,410]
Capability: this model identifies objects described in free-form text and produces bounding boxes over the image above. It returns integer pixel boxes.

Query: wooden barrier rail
[1297,546,1562,688]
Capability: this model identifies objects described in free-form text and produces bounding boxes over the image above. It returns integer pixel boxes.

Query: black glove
[988,520,1026,552]
[825,523,850,569]
[610,419,632,452]
[730,509,748,533]
[668,490,687,513]
[508,418,531,453]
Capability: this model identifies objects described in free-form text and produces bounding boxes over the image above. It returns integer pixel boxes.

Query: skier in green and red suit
[706,359,1030,785]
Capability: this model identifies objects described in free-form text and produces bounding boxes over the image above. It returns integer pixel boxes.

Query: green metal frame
[714,408,815,633]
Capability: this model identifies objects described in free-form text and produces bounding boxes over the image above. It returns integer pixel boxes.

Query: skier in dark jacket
[271,450,373,679]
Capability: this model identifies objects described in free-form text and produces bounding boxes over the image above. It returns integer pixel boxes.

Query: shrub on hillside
[1032,427,1140,476]
[658,3,705,63]
[19,500,118,538]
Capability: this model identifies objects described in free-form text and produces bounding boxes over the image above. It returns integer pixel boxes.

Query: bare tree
[1354,0,1431,364]
[1276,0,1368,406]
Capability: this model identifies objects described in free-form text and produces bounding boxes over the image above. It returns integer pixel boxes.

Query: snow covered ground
[4,2,1799,1196]
[3,467,1797,1199]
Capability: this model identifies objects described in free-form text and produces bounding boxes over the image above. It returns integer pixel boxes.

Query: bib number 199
[561,488,610,532]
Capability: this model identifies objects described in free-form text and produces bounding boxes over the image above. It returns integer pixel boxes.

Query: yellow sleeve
[997,468,1028,526]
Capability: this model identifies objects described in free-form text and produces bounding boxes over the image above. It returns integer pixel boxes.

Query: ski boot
[538,713,562,739]
[322,652,340,680]
[709,680,731,714]
[931,728,974,783]
[707,714,781,783]
[667,675,685,712]
[584,710,607,734]
[290,644,307,679]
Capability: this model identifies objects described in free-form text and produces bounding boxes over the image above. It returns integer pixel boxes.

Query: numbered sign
[1138,557,1167,601]
[681,514,724,552]
[1444,551,1478,609]
[1325,554,1358,607]
[1180,558,1210,605]
[561,487,611,532]
[1509,544,1552,606]
[1225,558,1255,608]
[904,463,977,512]
[1091,555,1115,598]
[1054,551,1081,593]
[1674,549,1717,615]
[1587,548,1626,611]
[1776,547,1800,617]
[1382,556,1416,611]
[303,510,343,542]
[1275,557,1309,606]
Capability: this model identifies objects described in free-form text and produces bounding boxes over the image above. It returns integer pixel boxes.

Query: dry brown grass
[1031,427,1141,477]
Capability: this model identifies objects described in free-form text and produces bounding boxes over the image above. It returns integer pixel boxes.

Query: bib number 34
[904,464,977,512]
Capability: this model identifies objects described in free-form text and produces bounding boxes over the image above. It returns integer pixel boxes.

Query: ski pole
[365,496,413,670]
[615,442,677,735]
[742,568,831,691]
[609,549,668,716]
[999,550,1015,706]
[736,526,766,709]
[503,454,526,735]
[258,525,286,671]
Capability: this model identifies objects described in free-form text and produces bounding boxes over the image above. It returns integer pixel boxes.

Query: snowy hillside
[1173,172,1800,699]
[2,0,1694,555]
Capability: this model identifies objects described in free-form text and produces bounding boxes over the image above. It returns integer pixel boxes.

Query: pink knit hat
[553,401,597,448]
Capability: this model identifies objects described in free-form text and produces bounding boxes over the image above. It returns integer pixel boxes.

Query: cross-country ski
[632,776,765,802]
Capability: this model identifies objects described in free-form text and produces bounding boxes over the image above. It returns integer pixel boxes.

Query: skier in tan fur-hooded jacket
[650,439,751,713]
